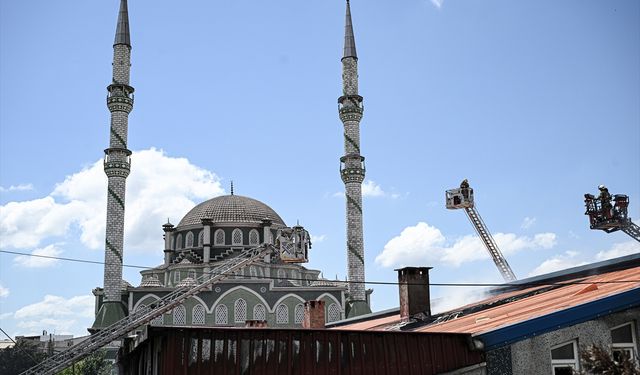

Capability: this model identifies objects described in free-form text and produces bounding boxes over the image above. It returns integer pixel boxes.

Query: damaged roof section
[329,254,640,350]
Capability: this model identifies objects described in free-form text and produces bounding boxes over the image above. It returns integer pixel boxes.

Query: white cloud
[0,283,9,298]
[529,241,640,277]
[362,180,386,198]
[430,0,444,9]
[333,180,400,199]
[375,222,557,268]
[0,183,34,193]
[521,217,536,229]
[528,251,588,277]
[0,148,224,253]
[595,241,640,261]
[0,312,12,320]
[13,244,62,268]
[13,295,94,336]
[311,235,326,243]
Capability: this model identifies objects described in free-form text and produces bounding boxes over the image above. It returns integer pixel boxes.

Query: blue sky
[1,0,638,338]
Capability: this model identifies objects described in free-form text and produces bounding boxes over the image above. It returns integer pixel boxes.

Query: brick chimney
[303,300,325,329]
[245,320,267,328]
[396,267,432,321]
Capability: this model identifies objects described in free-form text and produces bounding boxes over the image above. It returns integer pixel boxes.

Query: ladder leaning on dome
[584,185,640,242]
[445,180,518,283]
[21,244,285,375]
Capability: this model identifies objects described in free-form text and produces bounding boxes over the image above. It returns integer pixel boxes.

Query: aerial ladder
[584,185,640,242]
[21,243,285,374]
[446,180,517,282]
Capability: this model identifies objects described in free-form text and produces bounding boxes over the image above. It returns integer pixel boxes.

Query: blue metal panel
[478,287,640,350]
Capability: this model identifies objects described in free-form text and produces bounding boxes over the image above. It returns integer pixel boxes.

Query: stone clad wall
[486,307,640,375]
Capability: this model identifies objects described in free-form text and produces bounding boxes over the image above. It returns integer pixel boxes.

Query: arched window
[250,266,257,278]
[215,304,228,325]
[276,304,289,324]
[214,229,225,246]
[151,314,163,326]
[175,234,183,250]
[232,229,243,245]
[294,303,304,324]
[185,232,194,248]
[249,229,259,246]
[188,269,196,280]
[192,304,205,325]
[198,230,204,247]
[327,303,341,323]
[291,270,299,286]
[253,304,266,321]
[174,270,181,284]
[138,303,163,326]
[173,305,186,325]
[234,299,247,323]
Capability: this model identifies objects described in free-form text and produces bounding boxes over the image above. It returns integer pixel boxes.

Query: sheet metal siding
[478,287,640,350]
[119,327,482,375]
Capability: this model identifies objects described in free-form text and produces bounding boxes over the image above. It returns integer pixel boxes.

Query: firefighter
[460,179,470,200]
[599,185,613,219]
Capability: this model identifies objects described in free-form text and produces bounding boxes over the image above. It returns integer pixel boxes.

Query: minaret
[92,0,134,330]
[339,0,370,317]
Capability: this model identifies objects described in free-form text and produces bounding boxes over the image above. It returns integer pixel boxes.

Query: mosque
[91,0,371,332]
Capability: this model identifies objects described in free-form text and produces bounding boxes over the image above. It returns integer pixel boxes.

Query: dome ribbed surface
[177,195,285,227]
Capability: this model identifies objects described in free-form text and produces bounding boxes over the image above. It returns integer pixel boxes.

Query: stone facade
[103,23,133,305]
[339,4,366,305]
[486,307,640,375]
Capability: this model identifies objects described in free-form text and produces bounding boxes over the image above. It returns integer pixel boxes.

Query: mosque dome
[177,195,286,227]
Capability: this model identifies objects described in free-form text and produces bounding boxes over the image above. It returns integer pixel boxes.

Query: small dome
[139,276,163,288]
[176,277,197,287]
[177,195,285,227]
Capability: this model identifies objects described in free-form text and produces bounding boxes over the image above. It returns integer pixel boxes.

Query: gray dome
[177,195,286,227]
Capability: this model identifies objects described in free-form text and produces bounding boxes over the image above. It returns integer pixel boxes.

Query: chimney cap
[395,266,433,273]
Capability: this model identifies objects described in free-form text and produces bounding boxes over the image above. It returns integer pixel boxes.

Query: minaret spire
[114,0,131,46]
[92,0,135,331]
[338,0,370,318]
[343,0,357,60]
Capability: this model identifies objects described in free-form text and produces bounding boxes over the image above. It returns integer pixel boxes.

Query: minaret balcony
[340,155,366,183]
[103,149,132,177]
[338,95,364,118]
[107,84,134,112]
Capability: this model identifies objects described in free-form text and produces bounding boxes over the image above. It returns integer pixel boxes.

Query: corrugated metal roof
[419,266,639,335]
[335,265,640,338]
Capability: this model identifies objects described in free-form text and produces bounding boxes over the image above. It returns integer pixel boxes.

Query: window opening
[328,303,341,322]
[215,229,225,246]
[249,229,259,245]
[253,304,266,321]
[185,232,194,248]
[215,304,228,325]
[232,228,243,245]
[173,305,186,325]
[551,340,578,375]
[294,304,304,324]
[234,298,247,323]
[611,322,637,361]
[192,304,205,325]
[276,304,289,324]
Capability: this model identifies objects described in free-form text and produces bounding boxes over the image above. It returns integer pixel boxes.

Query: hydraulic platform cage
[445,188,474,209]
